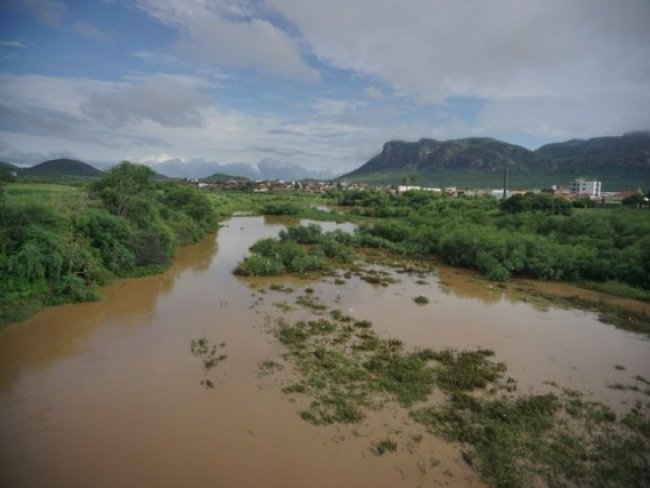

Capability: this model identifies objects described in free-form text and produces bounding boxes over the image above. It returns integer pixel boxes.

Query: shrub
[235,255,286,276]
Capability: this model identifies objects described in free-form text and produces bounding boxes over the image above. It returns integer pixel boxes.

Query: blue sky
[1,0,649,177]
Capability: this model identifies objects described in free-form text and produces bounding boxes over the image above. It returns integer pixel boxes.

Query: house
[570,178,602,198]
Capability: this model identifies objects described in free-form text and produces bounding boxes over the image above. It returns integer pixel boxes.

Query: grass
[410,389,650,487]
[432,349,506,391]
[372,438,398,456]
[295,295,327,311]
[191,337,227,371]
[582,280,650,302]
[413,295,429,305]
[4,182,83,208]
[259,359,284,377]
[264,302,650,487]
[353,319,372,329]
[204,191,350,222]
[269,283,293,293]
[359,269,397,286]
[273,301,293,313]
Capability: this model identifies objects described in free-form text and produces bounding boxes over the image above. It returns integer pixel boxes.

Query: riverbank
[0,165,218,328]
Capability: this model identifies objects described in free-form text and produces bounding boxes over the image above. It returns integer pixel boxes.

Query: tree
[90,161,156,218]
[621,190,647,208]
[0,167,16,183]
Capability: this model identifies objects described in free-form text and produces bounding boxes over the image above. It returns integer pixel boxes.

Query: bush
[279,224,323,244]
[235,255,286,276]
[75,209,136,274]
[501,193,572,215]
[262,201,302,215]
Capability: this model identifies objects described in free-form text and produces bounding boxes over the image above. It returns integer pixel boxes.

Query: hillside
[341,132,650,191]
[27,159,103,178]
[0,161,20,171]
[202,172,250,183]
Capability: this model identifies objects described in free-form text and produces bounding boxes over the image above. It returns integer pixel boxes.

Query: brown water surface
[1,216,648,488]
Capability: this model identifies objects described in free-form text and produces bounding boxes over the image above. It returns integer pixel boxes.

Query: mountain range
[1,158,103,178]
[3,131,649,190]
[341,131,650,191]
[1,157,335,182]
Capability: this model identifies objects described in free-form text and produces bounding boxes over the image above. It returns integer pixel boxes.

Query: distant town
[183,176,645,206]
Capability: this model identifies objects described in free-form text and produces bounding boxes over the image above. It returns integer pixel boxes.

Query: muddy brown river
[1,216,649,487]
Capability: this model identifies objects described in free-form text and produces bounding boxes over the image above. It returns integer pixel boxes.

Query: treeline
[348,191,650,289]
[0,162,218,327]
[240,190,650,294]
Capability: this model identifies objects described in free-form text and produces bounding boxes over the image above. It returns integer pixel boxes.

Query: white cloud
[0,73,371,173]
[81,76,213,127]
[131,0,318,80]
[0,39,29,49]
[72,21,114,43]
[365,86,383,101]
[270,0,650,101]
[477,92,650,142]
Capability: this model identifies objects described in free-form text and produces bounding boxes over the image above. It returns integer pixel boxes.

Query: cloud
[131,0,318,80]
[257,158,335,180]
[81,76,213,127]
[72,21,114,43]
[477,92,650,143]
[144,156,337,180]
[0,103,79,136]
[365,86,383,101]
[8,0,66,26]
[0,39,29,49]
[270,0,650,101]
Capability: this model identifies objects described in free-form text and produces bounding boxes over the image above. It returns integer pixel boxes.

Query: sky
[0,0,649,178]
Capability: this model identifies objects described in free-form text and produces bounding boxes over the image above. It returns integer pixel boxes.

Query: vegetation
[371,438,398,456]
[234,224,353,277]
[0,161,218,327]
[413,295,429,305]
[203,190,344,222]
[236,190,650,304]
[263,306,649,487]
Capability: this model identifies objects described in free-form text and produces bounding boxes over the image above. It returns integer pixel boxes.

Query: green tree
[622,190,647,208]
[90,161,156,218]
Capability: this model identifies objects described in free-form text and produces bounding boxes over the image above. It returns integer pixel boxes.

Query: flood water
[1,216,649,488]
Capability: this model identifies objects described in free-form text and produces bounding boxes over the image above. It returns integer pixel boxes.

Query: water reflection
[0,234,219,392]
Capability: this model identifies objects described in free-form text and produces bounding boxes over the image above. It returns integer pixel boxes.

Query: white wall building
[570,178,602,197]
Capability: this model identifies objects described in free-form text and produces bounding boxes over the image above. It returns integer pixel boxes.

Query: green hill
[26,159,103,178]
[202,172,250,183]
[340,132,650,191]
[0,161,22,172]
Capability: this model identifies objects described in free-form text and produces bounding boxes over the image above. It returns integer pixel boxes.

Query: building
[570,178,601,198]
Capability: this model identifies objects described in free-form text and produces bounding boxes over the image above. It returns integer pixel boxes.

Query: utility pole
[502,167,509,199]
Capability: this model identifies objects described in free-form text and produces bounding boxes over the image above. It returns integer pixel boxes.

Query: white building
[396,185,441,194]
[570,178,601,197]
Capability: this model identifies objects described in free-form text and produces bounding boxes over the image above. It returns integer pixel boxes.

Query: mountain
[26,159,103,177]
[535,131,650,174]
[0,161,20,171]
[148,158,336,181]
[202,172,250,182]
[340,132,650,191]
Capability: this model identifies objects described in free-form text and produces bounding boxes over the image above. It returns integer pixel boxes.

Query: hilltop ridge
[341,132,650,190]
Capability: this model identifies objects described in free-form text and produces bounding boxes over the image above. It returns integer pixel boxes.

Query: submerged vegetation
[0,162,218,327]
[261,304,650,487]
